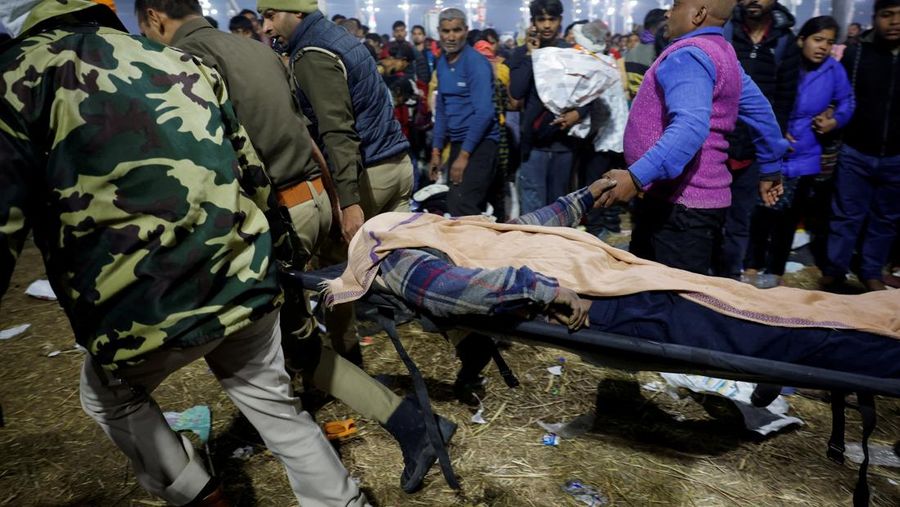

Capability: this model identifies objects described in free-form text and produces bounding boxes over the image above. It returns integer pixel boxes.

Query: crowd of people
[0,0,898,505]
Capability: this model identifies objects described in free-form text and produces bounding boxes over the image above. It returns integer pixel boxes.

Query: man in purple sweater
[429,8,500,216]
[597,0,789,275]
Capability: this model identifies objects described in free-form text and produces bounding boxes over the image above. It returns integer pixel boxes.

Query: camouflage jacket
[0,0,286,369]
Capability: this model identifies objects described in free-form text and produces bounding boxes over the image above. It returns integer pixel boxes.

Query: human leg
[516,150,551,214]
[79,340,223,505]
[546,150,574,205]
[744,204,776,272]
[447,140,499,216]
[632,198,724,274]
[204,313,367,507]
[360,153,414,215]
[716,162,759,278]
[857,153,900,284]
[824,146,877,280]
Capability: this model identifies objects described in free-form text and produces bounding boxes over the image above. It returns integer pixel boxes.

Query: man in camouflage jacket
[0,1,367,505]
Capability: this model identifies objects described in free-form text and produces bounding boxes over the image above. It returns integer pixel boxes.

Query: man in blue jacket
[259,0,413,365]
[429,8,501,216]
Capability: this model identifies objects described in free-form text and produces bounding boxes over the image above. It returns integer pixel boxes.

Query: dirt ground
[1,237,899,507]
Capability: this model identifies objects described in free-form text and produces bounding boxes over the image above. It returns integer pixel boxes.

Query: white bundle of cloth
[0,0,42,37]
[531,25,629,152]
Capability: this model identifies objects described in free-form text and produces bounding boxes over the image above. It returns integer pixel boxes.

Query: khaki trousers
[79,312,368,507]
[283,179,404,423]
[318,153,414,358]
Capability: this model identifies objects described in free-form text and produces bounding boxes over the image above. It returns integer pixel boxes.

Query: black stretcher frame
[282,264,898,506]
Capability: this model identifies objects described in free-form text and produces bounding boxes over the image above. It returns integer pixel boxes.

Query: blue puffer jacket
[783,56,854,178]
[288,11,408,166]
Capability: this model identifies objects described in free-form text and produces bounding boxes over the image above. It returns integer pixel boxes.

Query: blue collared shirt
[629,27,788,187]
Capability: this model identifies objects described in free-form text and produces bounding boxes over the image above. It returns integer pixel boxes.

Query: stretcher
[280,264,900,506]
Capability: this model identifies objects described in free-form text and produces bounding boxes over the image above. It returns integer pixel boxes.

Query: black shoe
[383,397,457,493]
[750,383,782,408]
[453,376,486,406]
[454,334,494,403]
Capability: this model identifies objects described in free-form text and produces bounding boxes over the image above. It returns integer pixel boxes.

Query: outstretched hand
[549,287,591,331]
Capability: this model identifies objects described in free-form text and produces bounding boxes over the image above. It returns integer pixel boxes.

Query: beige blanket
[327,212,900,339]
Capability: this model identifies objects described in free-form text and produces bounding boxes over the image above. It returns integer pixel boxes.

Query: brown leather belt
[277,177,325,208]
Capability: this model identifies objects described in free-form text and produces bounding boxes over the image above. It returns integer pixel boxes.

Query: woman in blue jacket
[745,16,854,282]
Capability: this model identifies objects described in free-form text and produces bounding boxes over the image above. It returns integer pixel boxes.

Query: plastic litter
[323,419,358,441]
[25,279,56,300]
[541,433,560,446]
[164,405,212,443]
[660,373,803,435]
[640,381,681,400]
[791,230,811,250]
[562,479,609,506]
[546,358,566,395]
[471,407,487,425]
[0,324,30,340]
[537,413,595,438]
[784,261,805,274]
[844,443,900,467]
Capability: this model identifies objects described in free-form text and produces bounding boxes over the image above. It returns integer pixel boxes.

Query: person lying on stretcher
[325,180,900,384]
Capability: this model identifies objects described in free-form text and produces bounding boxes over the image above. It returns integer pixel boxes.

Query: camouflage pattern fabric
[0,1,288,369]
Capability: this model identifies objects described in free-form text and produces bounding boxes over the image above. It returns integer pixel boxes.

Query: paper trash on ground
[231,446,255,460]
[844,443,900,467]
[0,324,30,340]
[660,373,803,435]
[25,279,56,300]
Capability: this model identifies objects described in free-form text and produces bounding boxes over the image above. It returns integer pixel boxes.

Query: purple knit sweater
[624,35,742,208]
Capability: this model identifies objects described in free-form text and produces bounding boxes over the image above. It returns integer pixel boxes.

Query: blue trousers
[516,149,573,215]
[588,291,900,379]
[825,145,900,281]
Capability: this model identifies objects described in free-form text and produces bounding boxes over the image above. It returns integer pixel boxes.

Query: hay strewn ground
[1,238,898,507]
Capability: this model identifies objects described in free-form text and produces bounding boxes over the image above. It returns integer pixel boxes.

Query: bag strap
[852,393,876,507]
[373,308,461,490]
[490,345,520,388]
[828,391,878,507]
[827,390,847,464]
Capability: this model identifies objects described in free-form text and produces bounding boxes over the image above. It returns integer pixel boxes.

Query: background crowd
[266,0,898,292]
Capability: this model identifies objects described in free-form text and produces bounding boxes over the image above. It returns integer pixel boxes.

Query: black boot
[454,334,495,406]
[750,383,782,408]
[382,397,457,493]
